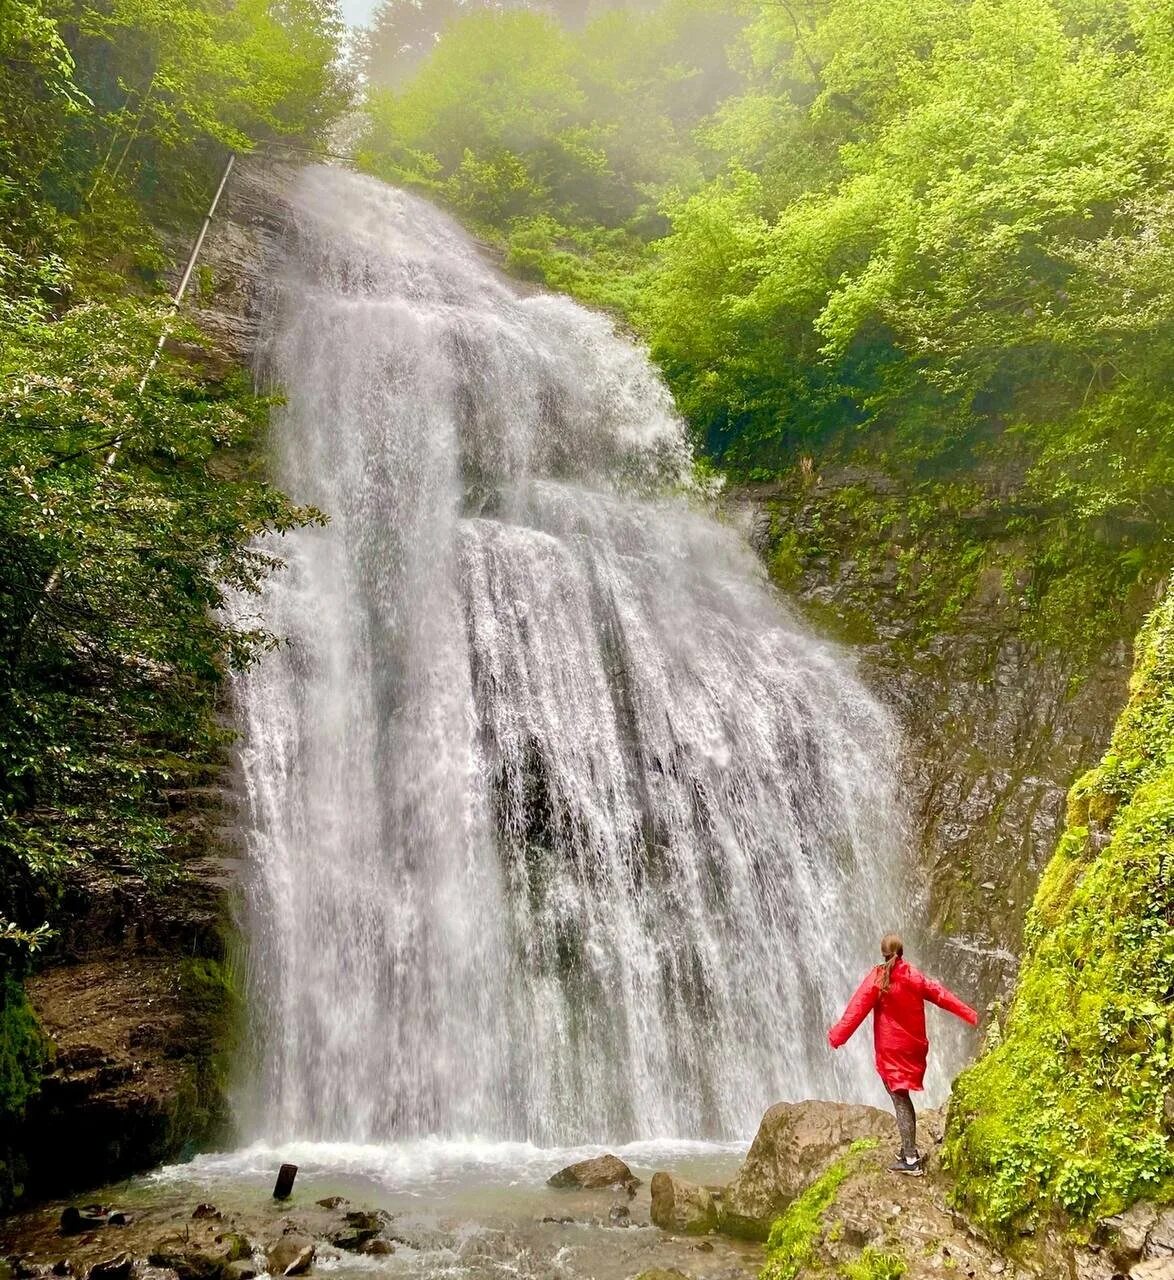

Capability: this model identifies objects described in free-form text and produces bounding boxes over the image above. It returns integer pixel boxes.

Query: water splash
[231,166,911,1146]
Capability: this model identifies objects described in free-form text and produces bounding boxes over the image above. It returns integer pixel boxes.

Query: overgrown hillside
[947,580,1174,1233]
[0,0,347,1204]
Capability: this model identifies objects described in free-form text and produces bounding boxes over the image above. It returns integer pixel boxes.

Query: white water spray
[231,166,910,1147]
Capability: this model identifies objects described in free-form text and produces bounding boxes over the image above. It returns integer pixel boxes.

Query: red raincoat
[828,957,978,1092]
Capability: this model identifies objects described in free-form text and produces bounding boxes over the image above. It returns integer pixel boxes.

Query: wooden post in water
[273,1163,298,1200]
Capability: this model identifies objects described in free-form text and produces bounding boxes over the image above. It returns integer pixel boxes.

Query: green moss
[761,1141,878,1280]
[171,938,246,1156]
[946,582,1174,1234]
[0,969,49,1209]
[839,1250,907,1280]
[0,972,44,1119]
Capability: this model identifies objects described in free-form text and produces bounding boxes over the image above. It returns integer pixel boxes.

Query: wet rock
[215,1237,251,1266]
[720,1100,895,1237]
[1131,1262,1174,1280]
[341,1212,388,1233]
[264,1237,314,1278]
[837,1211,879,1250]
[223,1266,256,1280]
[540,1216,575,1225]
[1098,1204,1174,1271]
[85,1255,132,1280]
[190,1208,221,1222]
[649,1172,717,1236]
[608,1202,631,1228]
[689,1241,714,1254]
[50,1264,71,1277]
[147,1230,250,1280]
[106,1216,132,1230]
[61,1209,110,1236]
[356,1241,394,1258]
[312,1200,346,1212]
[548,1154,640,1195]
[327,1231,375,1254]
[1147,1210,1174,1259]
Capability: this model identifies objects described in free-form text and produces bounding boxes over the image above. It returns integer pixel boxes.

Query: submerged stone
[649,1172,717,1235]
[547,1154,639,1194]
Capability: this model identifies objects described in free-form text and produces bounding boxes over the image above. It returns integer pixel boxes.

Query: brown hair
[877,933,904,991]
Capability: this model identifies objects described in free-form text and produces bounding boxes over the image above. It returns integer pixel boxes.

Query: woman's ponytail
[877,933,904,991]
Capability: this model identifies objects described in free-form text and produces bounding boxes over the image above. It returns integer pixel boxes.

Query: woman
[828,933,977,1175]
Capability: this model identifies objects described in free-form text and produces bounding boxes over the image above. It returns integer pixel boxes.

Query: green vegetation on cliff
[946,582,1174,1232]
[2,0,346,919]
[0,0,348,1196]
[356,0,1173,652]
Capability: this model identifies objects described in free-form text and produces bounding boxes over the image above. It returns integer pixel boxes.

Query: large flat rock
[721,1099,896,1237]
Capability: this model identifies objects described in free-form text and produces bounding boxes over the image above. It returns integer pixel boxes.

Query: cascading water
[231,165,912,1149]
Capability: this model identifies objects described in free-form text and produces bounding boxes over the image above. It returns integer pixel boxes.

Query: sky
[342,0,377,28]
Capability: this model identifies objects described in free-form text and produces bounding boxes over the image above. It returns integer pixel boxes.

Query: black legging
[886,1086,917,1159]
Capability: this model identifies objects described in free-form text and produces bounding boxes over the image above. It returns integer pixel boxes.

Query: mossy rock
[946,581,1174,1235]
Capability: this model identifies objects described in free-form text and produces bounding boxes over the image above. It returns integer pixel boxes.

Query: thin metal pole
[104,150,237,467]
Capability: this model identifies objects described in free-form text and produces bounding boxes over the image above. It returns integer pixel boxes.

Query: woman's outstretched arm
[919,973,979,1025]
[828,971,880,1048]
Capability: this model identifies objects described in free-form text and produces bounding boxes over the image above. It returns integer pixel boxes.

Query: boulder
[649,1172,717,1236]
[341,1212,388,1233]
[264,1237,313,1278]
[356,1241,394,1258]
[327,1231,375,1253]
[147,1242,224,1280]
[61,1208,110,1236]
[85,1257,132,1280]
[547,1154,639,1195]
[719,1100,895,1238]
[608,1202,630,1227]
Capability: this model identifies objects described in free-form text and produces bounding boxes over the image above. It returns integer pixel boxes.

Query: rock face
[721,1100,896,1237]
[547,1154,640,1194]
[179,157,299,372]
[1098,1204,1174,1276]
[649,1172,718,1236]
[734,470,1150,1002]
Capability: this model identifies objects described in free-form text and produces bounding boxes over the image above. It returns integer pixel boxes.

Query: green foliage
[838,1251,906,1280]
[0,959,50,1209]
[761,1140,878,1280]
[0,288,326,925]
[0,971,47,1122]
[946,582,1174,1232]
[361,0,1174,618]
[355,0,745,294]
[0,0,346,1179]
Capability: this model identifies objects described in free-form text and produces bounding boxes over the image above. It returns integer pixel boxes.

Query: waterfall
[231,165,910,1147]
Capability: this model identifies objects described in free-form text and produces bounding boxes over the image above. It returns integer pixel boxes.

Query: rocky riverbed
[3,1102,1169,1280]
[0,1139,759,1280]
